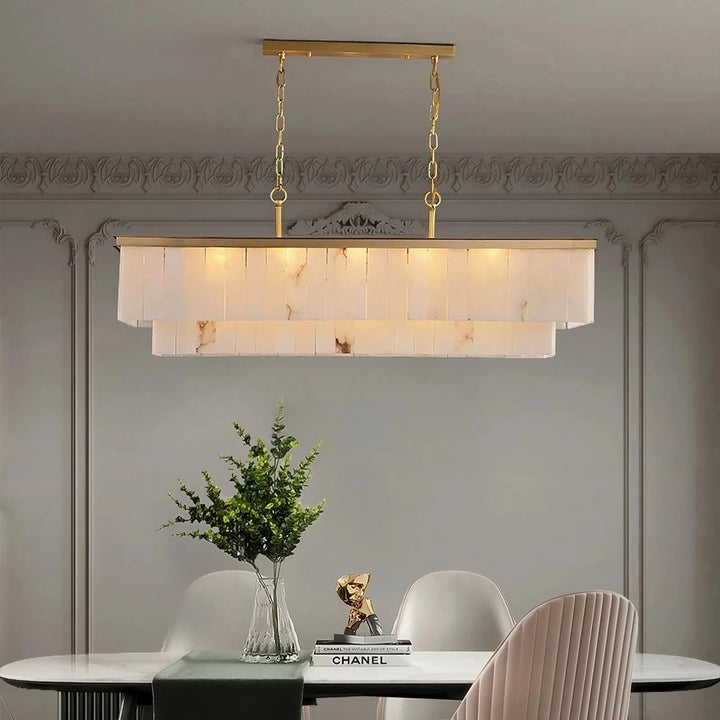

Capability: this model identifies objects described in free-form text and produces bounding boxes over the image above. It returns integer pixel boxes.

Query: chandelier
[116,41,595,358]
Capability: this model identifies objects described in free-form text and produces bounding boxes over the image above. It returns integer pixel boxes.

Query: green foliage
[164,404,325,570]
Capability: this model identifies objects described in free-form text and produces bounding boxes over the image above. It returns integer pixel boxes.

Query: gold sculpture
[336,573,385,636]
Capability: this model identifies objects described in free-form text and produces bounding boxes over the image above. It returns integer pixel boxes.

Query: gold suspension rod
[262,40,455,59]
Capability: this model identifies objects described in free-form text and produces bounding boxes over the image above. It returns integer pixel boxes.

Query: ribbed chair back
[451,591,638,720]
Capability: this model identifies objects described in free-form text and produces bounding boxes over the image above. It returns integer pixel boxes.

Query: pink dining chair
[452,591,638,720]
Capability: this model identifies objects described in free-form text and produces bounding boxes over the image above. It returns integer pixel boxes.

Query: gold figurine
[336,573,385,636]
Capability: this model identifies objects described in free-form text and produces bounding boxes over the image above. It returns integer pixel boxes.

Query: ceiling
[1,0,719,154]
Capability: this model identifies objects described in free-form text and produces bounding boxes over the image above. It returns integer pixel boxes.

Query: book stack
[312,637,413,666]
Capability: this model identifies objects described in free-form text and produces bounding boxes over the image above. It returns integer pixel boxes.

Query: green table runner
[153,651,311,720]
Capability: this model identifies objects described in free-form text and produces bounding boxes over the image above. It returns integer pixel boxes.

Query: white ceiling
[1,0,719,154]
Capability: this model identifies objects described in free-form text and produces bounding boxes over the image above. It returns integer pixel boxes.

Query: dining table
[2,650,719,720]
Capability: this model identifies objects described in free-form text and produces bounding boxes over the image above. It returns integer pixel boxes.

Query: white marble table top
[1,652,719,697]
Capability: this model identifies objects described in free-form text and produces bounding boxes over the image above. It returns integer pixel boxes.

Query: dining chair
[160,570,311,719]
[377,571,515,720]
[161,569,257,652]
[452,591,638,720]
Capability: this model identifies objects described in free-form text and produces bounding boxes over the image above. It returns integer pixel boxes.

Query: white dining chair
[452,590,638,720]
[160,570,311,719]
[162,569,257,652]
[377,571,515,720]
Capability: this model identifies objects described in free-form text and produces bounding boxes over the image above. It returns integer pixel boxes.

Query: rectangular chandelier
[116,237,595,358]
[114,40,596,359]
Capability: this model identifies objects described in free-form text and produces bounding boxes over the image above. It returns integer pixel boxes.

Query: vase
[243,576,300,663]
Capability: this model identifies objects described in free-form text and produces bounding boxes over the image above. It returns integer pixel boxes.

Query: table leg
[117,694,137,720]
[58,692,133,720]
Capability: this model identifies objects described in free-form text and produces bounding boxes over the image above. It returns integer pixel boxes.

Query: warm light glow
[116,238,595,358]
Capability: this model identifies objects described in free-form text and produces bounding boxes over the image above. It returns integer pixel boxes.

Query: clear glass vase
[243,576,300,663]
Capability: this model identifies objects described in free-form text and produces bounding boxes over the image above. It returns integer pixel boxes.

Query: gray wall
[0,154,719,720]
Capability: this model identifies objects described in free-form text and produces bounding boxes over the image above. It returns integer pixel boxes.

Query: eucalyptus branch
[161,403,325,658]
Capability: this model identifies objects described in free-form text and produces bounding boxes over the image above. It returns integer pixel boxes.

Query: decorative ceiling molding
[1,155,720,199]
[287,202,425,236]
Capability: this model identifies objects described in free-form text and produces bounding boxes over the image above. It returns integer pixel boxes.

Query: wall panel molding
[87,220,129,265]
[3,172,719,720]
[0,220,79,654]
[82,210,630,654]
[639,218,720,263]
[637,218,720,720]
[0,207,635,659]
[30,220,77,267]
[638,218,720,656]
[0,219,77,266]
[2,154,720,199]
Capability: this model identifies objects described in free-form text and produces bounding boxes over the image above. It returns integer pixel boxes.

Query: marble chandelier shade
[116,237,595,358]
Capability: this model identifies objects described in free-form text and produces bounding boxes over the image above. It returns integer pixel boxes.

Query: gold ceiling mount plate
[262,40,455,60]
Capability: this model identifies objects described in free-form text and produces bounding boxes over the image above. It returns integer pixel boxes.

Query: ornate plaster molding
[288,205,627,258]
[88,208,627,259]
[638,218,720,265]
[31,219,77,266]
[639,219,687,266]
[584,219,631,267]
[0,218,77,266]
[2,154,720,198]
[287,202,425,236]
[86,219,129,265]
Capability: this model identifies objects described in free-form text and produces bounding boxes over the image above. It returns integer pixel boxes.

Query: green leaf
[161,401,325,568]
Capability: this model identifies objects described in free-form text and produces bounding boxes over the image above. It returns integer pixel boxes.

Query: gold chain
[270,52,287,237]
[424,55,441,238]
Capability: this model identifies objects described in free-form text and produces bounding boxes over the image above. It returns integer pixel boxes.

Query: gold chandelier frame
[116,237,596,250]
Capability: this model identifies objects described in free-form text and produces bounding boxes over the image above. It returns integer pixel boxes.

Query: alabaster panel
[117,246,594,326]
